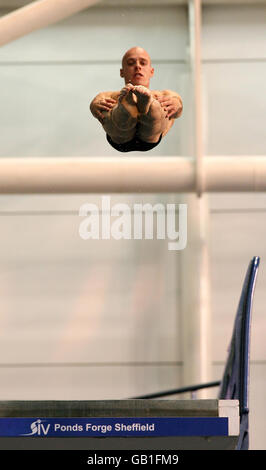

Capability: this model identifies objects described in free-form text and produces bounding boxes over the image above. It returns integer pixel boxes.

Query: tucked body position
[90,47,183,152]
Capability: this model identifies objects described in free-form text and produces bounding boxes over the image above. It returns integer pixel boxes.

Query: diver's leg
[133,86,168,143]
[102,86,138,144]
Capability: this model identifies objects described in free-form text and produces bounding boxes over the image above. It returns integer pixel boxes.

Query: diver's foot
[118,84,138,118]
[133,85,153,114]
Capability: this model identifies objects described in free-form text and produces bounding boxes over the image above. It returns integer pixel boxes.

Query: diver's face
[120,49,154,87]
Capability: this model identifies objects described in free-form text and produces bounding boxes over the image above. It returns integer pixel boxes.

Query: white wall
[0,5,189,157]
[202,4,266,450]
[0,3,265,450]
[0,5,187,403]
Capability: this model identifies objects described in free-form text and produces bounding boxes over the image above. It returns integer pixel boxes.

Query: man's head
[120,47,154,88]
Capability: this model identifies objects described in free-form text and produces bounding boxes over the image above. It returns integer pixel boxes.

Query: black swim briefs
[106,133,162,153]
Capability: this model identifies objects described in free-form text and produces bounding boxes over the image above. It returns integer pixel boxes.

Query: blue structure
[218,256,260,450]
[133,256,260,450]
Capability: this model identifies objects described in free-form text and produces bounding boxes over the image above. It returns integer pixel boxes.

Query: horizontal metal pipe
[206,156,266,192]
[0,156,195,193]
[131,381,221,400]
[0,156,266,194]
[0,0,101,48]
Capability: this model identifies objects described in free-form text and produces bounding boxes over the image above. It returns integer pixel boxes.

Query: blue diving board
[0,399,239,450]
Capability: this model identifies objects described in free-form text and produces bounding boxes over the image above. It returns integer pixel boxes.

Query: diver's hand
[157,95,183,119]
[90,97,117,122]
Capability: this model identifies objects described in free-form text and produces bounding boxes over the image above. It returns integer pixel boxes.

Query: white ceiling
[0,0,266,8]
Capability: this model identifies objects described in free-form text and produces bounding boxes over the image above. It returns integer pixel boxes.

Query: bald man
[90,47,183,152]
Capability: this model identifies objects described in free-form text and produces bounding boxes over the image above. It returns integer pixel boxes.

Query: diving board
[0,399,239,450]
